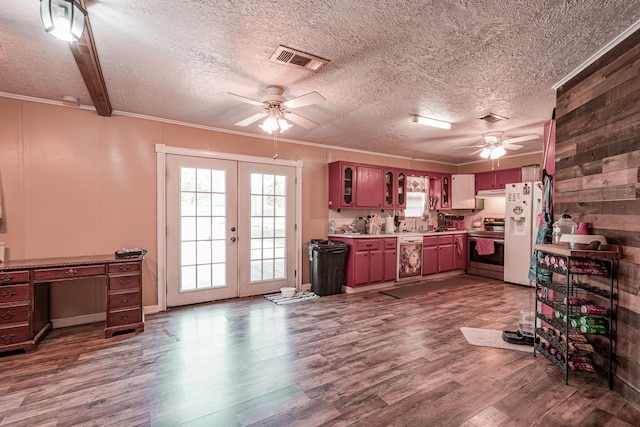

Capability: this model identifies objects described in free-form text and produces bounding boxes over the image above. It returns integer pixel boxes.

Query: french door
[165,154,296,307]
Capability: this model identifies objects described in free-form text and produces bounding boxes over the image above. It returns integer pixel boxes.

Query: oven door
[467,237,505,280]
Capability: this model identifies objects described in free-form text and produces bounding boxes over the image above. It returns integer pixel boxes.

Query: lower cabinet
[330,237,386,287]
[382,238,397,282]
[422,237,439,275]
[423,234,467,275]
[453,234,467,271]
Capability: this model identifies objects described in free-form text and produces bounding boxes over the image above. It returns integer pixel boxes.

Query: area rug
[380,274,498,299]
[460,327,533,353]
[264,290,319,305]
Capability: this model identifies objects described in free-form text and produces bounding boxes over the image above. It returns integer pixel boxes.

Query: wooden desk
[0,254,144,353]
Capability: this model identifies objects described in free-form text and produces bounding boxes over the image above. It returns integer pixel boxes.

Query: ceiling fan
[465,132,539,159]
[228,86,325,134]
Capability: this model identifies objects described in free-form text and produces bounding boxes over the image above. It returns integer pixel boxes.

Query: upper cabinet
[475,168,522,191]
[451,174,476,209]
[328,161,357,209]
[383,168,407,210]
[355,165,384,208]
[440,173,451,210]
[329,161,385,209]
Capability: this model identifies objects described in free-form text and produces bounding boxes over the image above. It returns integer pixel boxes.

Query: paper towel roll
[384,216,395,234]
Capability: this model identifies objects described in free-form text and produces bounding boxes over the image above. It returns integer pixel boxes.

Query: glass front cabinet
[383,168,406,210]
[328,161,357,209]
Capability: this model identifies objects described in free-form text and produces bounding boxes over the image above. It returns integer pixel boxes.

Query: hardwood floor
[2,277,639,426]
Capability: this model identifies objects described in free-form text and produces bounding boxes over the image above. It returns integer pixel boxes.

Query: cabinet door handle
[119,264,131,271]
[0,274,15,282]
[0,334,15,341]
[0,311,16,320]
[65,268,78,276]
[119,278,131,286]
[1,290,17,298]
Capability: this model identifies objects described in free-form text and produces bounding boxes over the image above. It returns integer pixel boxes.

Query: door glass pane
[249,172,287,283]
[180,166,227,292]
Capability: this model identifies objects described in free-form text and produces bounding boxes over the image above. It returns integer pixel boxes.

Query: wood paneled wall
[554,28,640,400]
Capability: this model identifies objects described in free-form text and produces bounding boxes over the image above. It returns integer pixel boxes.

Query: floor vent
[479,113,509,123]
[269,45,329,72]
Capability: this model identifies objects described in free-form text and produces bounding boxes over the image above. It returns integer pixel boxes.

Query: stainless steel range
[467,218,505,280]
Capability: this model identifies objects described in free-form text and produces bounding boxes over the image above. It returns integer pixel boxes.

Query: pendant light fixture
[40,0,87,43]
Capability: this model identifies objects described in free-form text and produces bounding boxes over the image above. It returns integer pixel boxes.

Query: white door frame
[155,144,303,311]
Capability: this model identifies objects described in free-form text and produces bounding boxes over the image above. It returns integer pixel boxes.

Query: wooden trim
[68,1,111,117]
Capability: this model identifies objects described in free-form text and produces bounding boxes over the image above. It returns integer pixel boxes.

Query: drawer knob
[1,334,15,341]
[1,290,17,298]
[119,265,131,271]
[119,278,131,285]
[120,315,130,321]
[120,297,129,303]
[0,311,15,320]
[65,268,78,276]
[0,274,15,282]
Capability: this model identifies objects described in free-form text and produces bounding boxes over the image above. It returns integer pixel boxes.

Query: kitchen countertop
[329,230,468,239]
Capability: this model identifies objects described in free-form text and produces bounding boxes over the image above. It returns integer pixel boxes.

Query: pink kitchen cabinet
[328,161,357,209]
[422,236,438,276]
[383,238,397,282]
[453,234,467,271]
[438,235,454,272]
[355,165,384,208]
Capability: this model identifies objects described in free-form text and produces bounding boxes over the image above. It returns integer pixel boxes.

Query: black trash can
[307,239,349,296]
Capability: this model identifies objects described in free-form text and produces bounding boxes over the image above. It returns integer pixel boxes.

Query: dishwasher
[397,236,423,283]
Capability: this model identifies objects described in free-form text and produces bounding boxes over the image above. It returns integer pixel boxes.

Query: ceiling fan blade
[234,112,267,126]
[503,134,538,144]
[285,112,318,129]
[282,91,326,109]
[227,92,265,107]
[503,144,523,150]
[470,148,486,155]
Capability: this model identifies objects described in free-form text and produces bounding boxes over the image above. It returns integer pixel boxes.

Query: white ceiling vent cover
[269,45,329,72]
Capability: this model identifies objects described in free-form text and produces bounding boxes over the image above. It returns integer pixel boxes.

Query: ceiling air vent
[479,113,509,123]
[269,45,330,72]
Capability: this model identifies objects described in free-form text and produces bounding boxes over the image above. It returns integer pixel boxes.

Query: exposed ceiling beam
[68,0,111,116]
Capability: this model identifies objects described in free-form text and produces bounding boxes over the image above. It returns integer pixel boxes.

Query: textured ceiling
[1,1,639,164]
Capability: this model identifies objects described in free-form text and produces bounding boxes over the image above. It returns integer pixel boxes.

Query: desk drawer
[109,262,141,274]
[0,325,29,345]
[108,291,141,310]
[0,271,29,284]
[109,274,141,290]
[0,304,29,326]
[33,265,105,281]
[108,308,142,327]
[0,284,30,303]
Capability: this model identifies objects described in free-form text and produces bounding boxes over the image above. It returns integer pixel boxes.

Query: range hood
[475,189,506,198]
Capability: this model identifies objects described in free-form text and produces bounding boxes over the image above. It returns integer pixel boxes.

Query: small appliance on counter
[452,215,465,230]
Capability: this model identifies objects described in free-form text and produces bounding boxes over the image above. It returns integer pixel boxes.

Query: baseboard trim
[51,305,160,328]
[51,313,106,329]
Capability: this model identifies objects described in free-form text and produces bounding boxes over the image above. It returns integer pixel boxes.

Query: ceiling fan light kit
[229,86,325,134]
[411,114,452,129]
[40,0,87,43]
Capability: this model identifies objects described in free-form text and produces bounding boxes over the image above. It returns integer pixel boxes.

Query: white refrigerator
[504,181,543,286]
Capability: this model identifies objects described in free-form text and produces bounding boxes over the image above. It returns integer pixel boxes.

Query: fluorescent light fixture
[411,114,451,129]
[40,0,87,43]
